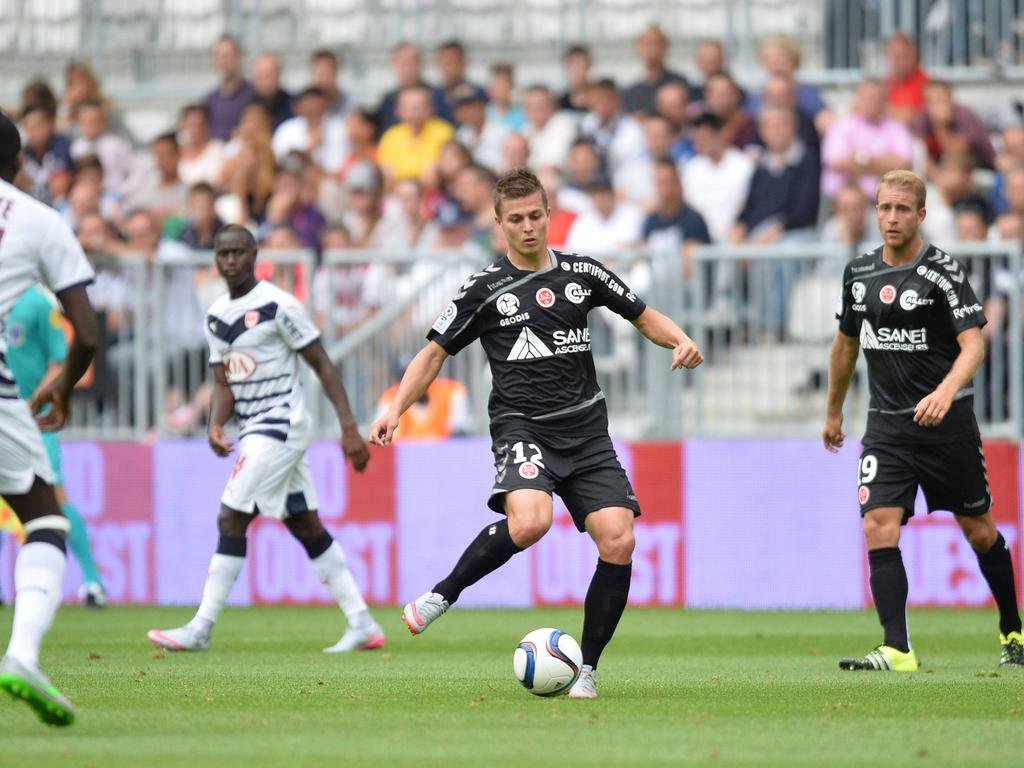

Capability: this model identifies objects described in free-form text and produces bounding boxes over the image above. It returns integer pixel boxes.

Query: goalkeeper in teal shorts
[2,285,107,607]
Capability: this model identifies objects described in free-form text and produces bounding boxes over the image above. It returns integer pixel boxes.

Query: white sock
[191,554,245,631]
[311,541,371,627]
[6,541,66,670]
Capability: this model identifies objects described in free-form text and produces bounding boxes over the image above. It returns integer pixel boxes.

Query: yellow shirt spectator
[378,117,454,181]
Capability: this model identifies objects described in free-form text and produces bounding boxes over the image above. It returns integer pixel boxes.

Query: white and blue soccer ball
[512,628,583,696]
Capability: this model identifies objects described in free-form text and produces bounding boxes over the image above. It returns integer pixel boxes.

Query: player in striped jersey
[147,226,384,654]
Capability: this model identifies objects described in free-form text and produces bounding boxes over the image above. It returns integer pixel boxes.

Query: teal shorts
[40,431,63,486]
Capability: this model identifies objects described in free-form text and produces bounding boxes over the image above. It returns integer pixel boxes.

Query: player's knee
[960,518,997,552]
[22,514,70,553]
[217,505,252,537]
[508,508,551,548]
[598,528,635,563]
[862,514,898,547]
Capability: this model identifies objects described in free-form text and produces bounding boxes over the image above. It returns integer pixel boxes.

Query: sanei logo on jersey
[860,320,928,351]
[507,328,553,360]
[552,327,591,354]
[953,303,983,319]
[507,328,592,359]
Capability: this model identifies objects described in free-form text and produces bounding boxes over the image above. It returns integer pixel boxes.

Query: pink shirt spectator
[821,114,914,198]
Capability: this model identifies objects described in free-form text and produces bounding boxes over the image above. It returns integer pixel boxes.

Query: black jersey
[836,243,987,443]
[427,248,647,436]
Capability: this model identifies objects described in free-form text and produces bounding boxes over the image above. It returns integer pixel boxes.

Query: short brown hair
[493,167,548,215]
[877,169,927,209]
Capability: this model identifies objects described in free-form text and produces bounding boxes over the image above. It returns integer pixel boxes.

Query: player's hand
[823,412,845,453]
[369,413,400,447]
[208,425,234,457]
[342,428,370,473]
[671,339,704,370]
[914,387,954,428]
[30,378,71,432]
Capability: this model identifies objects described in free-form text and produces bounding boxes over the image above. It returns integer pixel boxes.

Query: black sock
[976,532,1023,637]
[433,519,523,604]
[868,547,910,653]
[581,559,632,669]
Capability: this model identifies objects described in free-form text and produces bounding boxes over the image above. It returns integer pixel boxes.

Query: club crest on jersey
[564,282,590,304]
[535,288,555,308]
[851,282,866,303]
[879,285,896,304]
[519,461,540,480]
[858,485,870,505]
[496,293,520,316]
[223,350,257,382]
[244,310,260,329]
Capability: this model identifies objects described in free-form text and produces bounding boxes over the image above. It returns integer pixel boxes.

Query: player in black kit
[824,170,1023,671]
[369,168,703,698]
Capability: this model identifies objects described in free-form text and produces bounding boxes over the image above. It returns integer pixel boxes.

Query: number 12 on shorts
[511,441,545,468]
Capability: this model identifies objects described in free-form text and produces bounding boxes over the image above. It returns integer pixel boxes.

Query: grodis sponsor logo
[535,287,556,308]
[953,303,983,320]
[223,350,257,382]
[851,282,866,302]
[879,285,896,304]
[552,327,591,354]
[564,282,591,304]
[899,289,934,311]
[432,302,457,334]
[496,293,520,316]
[859,320,928,351]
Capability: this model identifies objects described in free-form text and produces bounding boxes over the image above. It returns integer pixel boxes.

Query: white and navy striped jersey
[204,281,320,447]
[0,179,94,401]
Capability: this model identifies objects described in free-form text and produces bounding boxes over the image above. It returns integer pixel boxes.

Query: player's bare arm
[369,341,449,447]
[914,326,985,428]
[823,330,860,452]
[31,284,97,432]
[631,307,704,370]
[207,363,235,457]
[300,340,370,472]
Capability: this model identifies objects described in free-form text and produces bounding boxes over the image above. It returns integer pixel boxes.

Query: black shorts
[858,436,991,524]
[487,429,641,532]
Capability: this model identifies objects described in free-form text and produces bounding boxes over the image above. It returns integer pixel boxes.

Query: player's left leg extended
[956,512,1023,666]
[284,510,385,653]
[568,506,635,699]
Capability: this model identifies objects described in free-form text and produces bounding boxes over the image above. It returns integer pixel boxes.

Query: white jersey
[0,178,94,401]
[204,281,320,448]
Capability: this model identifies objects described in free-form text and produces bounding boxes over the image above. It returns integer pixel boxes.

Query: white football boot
[566,665,598,699]
[146,624,211,652]
[323,622,386,653]
[401,592,449,635]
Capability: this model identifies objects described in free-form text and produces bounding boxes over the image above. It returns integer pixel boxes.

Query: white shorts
[0,398,55,494]
[221,433,318,519]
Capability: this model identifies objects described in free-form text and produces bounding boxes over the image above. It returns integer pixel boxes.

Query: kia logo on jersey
[223,350,257,382]
[879,285,896,304]
[535,288,555,308]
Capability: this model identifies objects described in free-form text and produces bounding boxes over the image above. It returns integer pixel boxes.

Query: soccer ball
[512,628,582,696]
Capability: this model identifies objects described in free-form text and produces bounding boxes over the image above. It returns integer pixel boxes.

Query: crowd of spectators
[8,27,1024,428]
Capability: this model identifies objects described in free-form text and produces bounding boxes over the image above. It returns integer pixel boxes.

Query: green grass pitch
[2,606,1023,767]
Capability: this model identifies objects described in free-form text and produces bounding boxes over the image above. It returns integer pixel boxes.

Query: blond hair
[877,170,926,209]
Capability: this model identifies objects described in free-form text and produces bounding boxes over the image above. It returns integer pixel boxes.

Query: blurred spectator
[423,140,473,218]
[820,183,873,250]
[923,152,990,243]
[486,63,526,132]
[58,61,129,138]
[748,36,833,134]
[338,108,380,180]
[219,132,276,225]
[20,78,58,120]
[380,42,449,137]
[19,103,73,206]
[753,75,820,158]
[178,104,227,188]
[580,79,646,179]
[376,372,471,441]
[954,202,991,243]
[999,166,1024,220]
[559,138,604,214]
[558,45,593,113]
[178,183,224,250]
[435,40,485,126]
[70,99,136,196]
[885,31,929,126]
[59,155,120,227]
[223,99,273,161]
[203,35,256,141]
[78,211,132,336]
[264,154,326,251]
[993,211,1023,243]
[692,39,726,102]
[616,113,680,209]
[378,84,454,184]
[703,73,755,149]
[915,80,996,173]
[682,113,754,243]
[992,125,1024,215]
[453,163,499,252]
[453,84,509,171]
[565,176,644,256]
[523,85,578,171]
[341,160,407,250]
[251,52,293,129]
[500,132,531,173]
[128,132,188,223]
[622,25,689,115]
[392,179,438,248]
[272,87,348,175]
[309,49,348,117]
[732,106,820,245]
[642,158,711,278]
[654,82,694,161]
[821,79,914,199]
[536,169,577,249]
